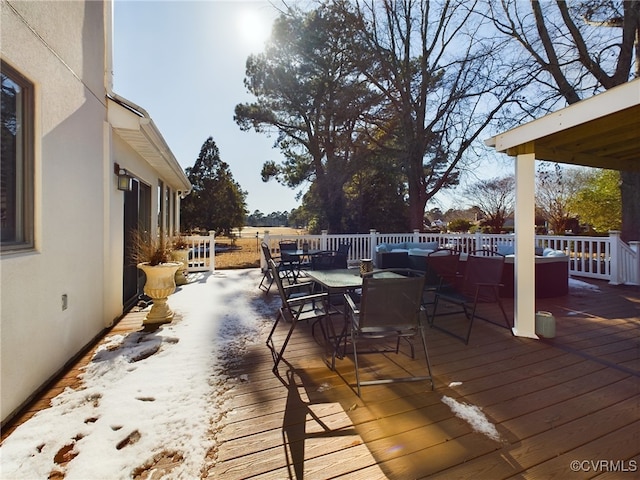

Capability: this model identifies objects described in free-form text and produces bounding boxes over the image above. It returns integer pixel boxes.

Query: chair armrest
[283,281,316,299]
[344,292,359,315]
[286,292,328,307]
[282,281,313,292]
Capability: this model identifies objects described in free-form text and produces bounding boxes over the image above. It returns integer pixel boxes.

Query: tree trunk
[407,157,428,231]
[620,171,640,242]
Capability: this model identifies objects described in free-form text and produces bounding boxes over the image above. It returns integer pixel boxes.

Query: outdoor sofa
[374,241,440,269]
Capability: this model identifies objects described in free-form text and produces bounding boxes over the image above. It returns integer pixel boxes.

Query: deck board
[3,277,638,479]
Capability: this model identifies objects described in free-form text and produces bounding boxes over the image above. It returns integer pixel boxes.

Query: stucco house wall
[1,0,190,424]
[1,0,109,424]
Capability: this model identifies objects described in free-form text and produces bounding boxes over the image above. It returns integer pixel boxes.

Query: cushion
[375,243,390,253]
[497,244,515,256]
[544,249,566,257]
[535,246,544,256]
[408,248,435,257]
[405,241,439,251]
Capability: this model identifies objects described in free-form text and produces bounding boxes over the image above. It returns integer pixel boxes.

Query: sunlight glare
[237,8,272,53]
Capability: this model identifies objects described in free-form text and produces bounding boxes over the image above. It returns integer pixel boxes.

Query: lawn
[213,227,306,269]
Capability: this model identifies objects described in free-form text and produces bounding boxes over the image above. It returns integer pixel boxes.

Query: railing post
[261,230,270,271]
[475,231,483,252]
[321,230,328,250]
[209,230,216,271]
[413,229,420,242]
[608,230,621,285]
[369,229,377,261]
[630,241,640,286]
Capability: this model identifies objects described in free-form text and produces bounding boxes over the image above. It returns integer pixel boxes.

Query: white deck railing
[185,233,215,272]
[260,229,639,286]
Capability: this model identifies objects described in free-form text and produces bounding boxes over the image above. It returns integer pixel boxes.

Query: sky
[113,0,299,214]
[112,0,513,218]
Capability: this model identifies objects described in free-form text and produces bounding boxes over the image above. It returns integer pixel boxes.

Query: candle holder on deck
[360,259,373,277]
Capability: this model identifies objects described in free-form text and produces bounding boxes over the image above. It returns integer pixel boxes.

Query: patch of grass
[213,228,308,269]
[214,237,261,269]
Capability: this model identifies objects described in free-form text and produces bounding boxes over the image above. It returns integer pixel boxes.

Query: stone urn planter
[137,262,182,325]
[171,249,190,286]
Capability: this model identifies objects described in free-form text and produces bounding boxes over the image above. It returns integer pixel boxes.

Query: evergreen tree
[181,137,247,236]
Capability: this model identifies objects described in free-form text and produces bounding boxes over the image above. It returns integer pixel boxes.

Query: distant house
[0,0,191,424]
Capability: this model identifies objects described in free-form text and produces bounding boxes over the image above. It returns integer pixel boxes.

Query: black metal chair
[310,242,350,270]
[259,242,292,293]
[279,240,302,281]
[343,270,434,397]
[266,259,330,373]
[422,249,460,321]
[431,250,512,344]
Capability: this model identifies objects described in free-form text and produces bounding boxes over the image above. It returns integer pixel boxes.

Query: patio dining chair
[310,242,351,270]
[343,270,434,397]
[431,250,512,344]
[422,249,460,320]
[266,259,331,373]
[279,240,303,281]
[259,242,293,293]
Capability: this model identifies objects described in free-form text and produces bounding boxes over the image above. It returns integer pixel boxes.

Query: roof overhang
[107,94,192,192]
[485,79,640,340]
[485,78,640,171]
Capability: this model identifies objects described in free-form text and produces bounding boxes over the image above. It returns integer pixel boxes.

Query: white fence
[185,233,214,272]
[261,229,639,286]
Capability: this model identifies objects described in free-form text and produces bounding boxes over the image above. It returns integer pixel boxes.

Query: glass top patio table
[304,268,363,290]
[283,249,321,257]
[304,268,405,291]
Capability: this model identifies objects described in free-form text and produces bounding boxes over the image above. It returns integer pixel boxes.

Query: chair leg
[463,302,477,345]
[494,287,513,333]
[266,307,284,360]
[259,270,273,293]
[419,327,434,390]
[271,316,298,373]
[351,329,362,397]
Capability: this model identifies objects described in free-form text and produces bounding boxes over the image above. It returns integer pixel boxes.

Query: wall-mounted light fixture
[114,163,132,191]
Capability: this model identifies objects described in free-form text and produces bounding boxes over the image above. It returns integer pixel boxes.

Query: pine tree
[181,137,247,235]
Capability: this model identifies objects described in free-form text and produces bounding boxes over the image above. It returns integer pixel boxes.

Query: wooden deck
[210,279,640,479]
[3,278,639,479]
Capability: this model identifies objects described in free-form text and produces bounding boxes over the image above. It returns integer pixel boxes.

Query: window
[1,61,34,251]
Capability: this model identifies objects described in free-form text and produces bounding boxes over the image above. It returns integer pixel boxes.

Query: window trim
[1,60,35,253]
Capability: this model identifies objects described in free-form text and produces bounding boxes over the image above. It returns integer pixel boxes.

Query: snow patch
[441,395,501,442]
[0,269,270,479]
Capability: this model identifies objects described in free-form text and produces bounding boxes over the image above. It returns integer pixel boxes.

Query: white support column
[369,229,377,264]
[608,230,621,285]
[209,230,216,271]
[630,241,640,286]
[514,153,537,339]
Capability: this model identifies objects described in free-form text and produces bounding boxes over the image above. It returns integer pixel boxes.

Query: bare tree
[536,162,588,234]
[465,176,515,233]
[487,0,640,242]
[347,0,529,231]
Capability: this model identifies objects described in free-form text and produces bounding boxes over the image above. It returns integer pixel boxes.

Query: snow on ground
[441,396,501,442]
[0,269,278,479]
[569,277,601,292]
